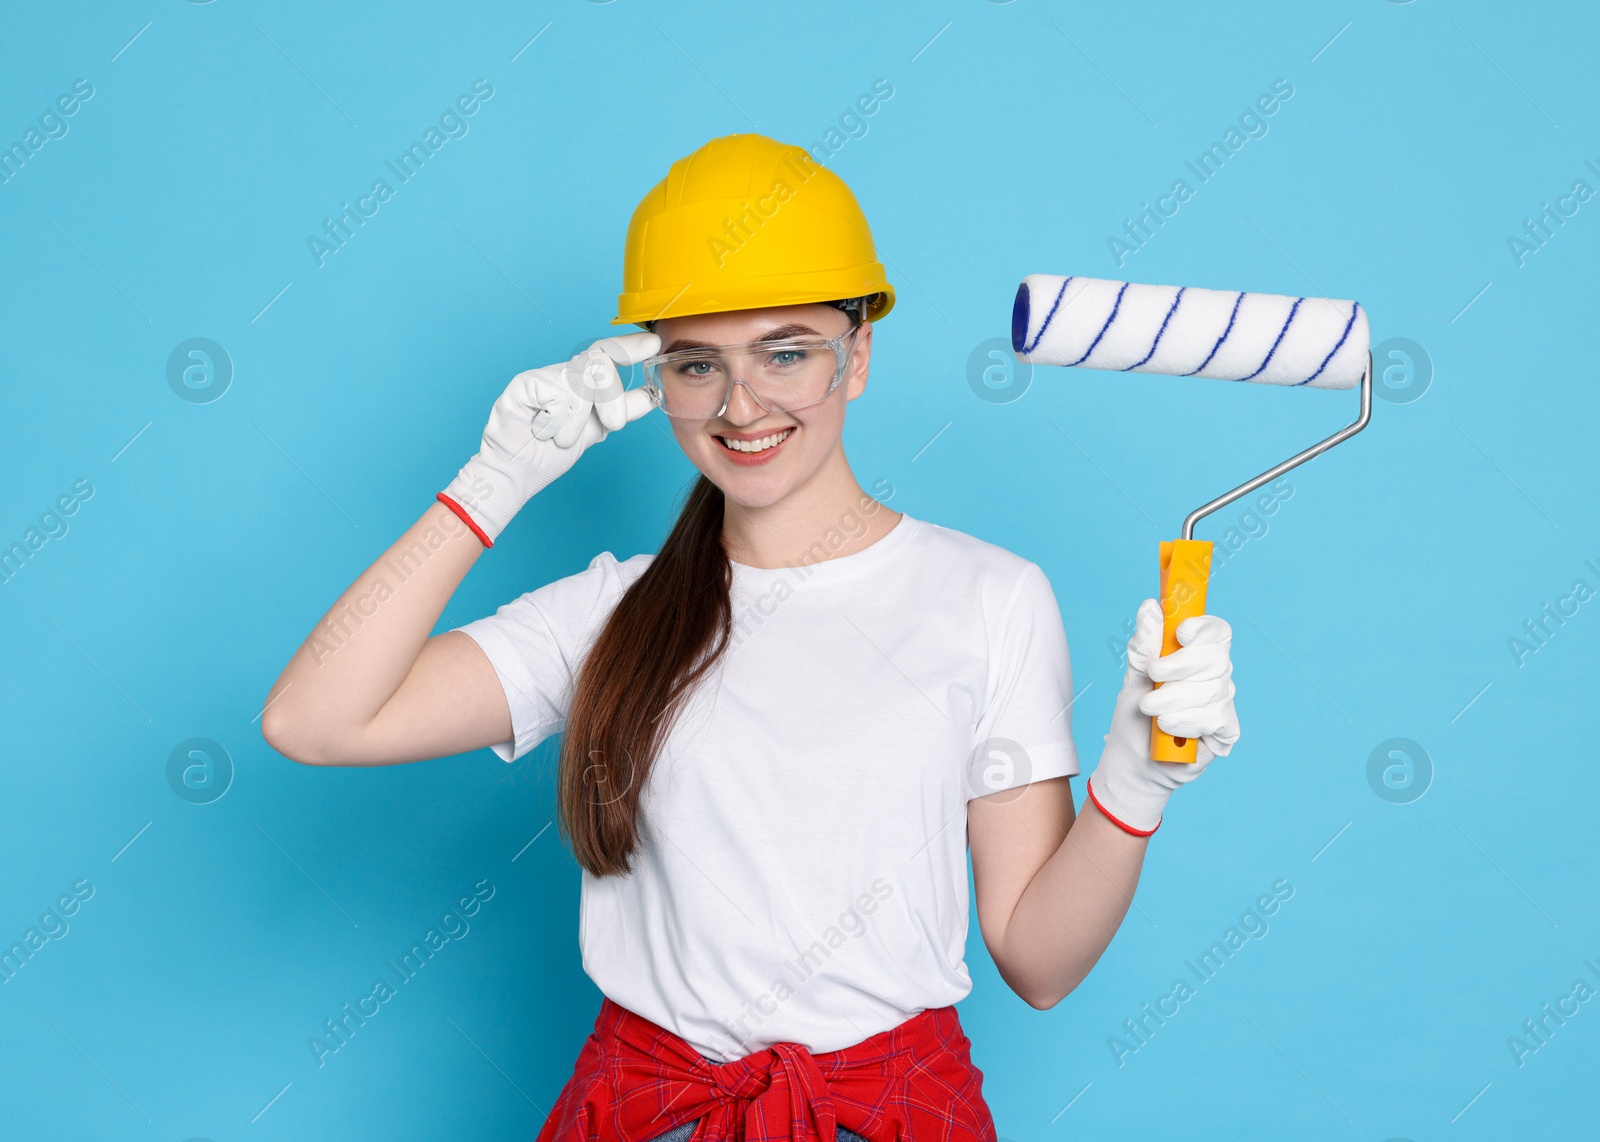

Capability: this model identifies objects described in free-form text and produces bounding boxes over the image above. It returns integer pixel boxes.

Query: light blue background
[3,1,1596,1139]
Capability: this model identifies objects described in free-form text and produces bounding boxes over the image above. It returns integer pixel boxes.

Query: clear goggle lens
[642,330,857,419]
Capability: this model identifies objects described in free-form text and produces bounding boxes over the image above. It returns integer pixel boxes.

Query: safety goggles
[640,327,860,420]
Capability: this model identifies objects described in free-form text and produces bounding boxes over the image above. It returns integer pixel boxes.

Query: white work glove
[1086,598,1240,835]
[439,332,659,545]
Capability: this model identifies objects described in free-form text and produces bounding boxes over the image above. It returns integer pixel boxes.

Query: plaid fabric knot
[535,997,998,1142]
[697,1040,837,1140]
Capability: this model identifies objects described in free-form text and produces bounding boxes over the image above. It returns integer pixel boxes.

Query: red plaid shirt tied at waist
[535,996,999,1142]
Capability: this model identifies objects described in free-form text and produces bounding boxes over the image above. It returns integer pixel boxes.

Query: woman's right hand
[439,331,660,545]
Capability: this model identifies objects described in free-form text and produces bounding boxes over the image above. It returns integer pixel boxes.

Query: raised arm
[260,332,659,767]
[260,502,505,766]
[969,598,1240,1008]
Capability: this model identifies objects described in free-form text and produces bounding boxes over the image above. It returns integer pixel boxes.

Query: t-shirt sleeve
[968,561,1080,799]
[451,551,642,763]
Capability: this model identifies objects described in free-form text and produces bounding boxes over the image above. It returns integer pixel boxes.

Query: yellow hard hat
[613,133,895,326]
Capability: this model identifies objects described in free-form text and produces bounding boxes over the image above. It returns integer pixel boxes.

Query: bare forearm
[261,501,482,755]
[995,799,1149,1008]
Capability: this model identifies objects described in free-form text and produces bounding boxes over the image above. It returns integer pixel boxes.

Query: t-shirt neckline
[729,510,919,589]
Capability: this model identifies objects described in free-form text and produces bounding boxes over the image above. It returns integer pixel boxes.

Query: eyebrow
[660,322,825,354]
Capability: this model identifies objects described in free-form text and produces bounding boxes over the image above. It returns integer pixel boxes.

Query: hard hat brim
[613,273,895,326]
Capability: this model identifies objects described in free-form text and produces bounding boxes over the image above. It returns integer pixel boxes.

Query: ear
[844,322,874,401]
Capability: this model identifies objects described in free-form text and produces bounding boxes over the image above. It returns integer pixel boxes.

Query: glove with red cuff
[1085,597,1241,836]
[438,332,659,547]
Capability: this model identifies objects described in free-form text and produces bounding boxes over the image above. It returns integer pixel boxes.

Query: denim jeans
[646,1122,869,1142]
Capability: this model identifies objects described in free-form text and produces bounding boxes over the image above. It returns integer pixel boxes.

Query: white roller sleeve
[1011,274,1369,390]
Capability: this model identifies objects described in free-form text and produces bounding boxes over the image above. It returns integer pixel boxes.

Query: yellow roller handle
[1151,539,1213,763]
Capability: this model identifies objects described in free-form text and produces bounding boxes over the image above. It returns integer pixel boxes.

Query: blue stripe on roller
[1182,291,1246,376]
[1022,277,1072,355]
[1068,280,1130,366]
[1239,297,1303,381]
[1296,301,1361,386]
[1124,287,1186,371]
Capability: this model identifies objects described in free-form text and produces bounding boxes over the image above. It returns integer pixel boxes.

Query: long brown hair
[557,473,732,876]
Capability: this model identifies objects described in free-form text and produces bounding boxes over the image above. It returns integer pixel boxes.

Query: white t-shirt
[454,511,1079,1062]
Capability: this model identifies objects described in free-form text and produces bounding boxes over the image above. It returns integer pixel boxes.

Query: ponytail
[557,474,731,877]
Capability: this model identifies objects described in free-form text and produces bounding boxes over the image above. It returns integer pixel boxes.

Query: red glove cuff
[1086,776,1161,838]
[436,492,494,549]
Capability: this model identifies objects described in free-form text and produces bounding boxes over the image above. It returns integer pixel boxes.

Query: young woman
[262,134,1239,1142]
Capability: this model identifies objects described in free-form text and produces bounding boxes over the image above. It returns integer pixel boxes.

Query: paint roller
[1011,274,1372,763]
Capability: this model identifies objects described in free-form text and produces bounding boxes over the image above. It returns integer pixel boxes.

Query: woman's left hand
[1086,598,1241,835]
[1139,608,1240,766]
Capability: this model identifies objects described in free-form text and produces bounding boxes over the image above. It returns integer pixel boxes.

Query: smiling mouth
[716,427,795,454]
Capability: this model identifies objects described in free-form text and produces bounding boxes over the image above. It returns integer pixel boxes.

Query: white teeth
[719,427,794,454]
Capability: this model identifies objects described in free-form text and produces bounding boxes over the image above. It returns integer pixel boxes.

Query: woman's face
[650,303,874,510]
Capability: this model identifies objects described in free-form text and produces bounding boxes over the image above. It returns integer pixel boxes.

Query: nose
[718,377,776,425]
